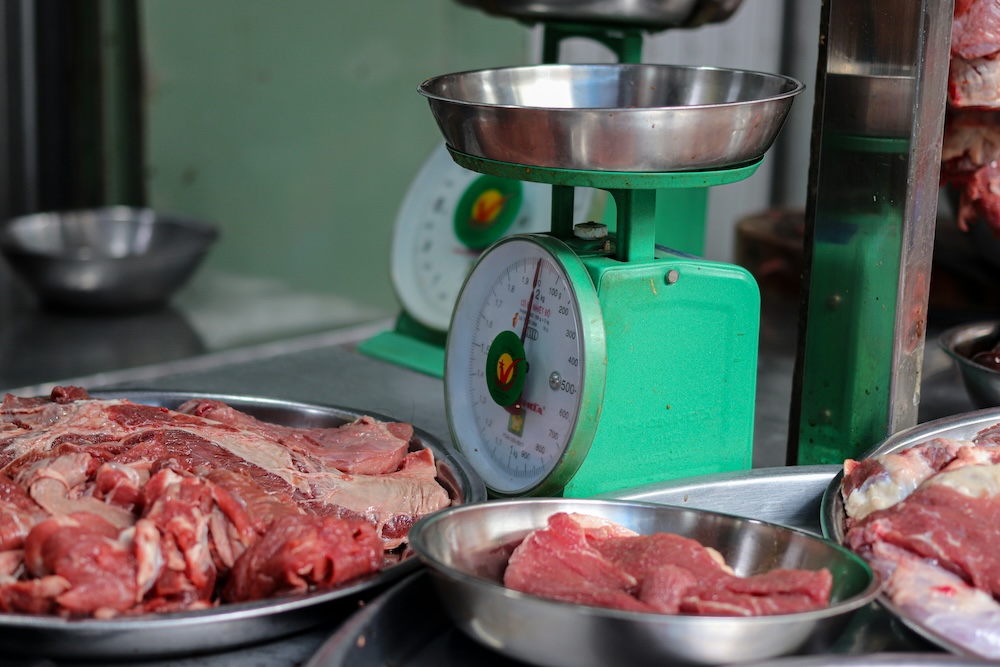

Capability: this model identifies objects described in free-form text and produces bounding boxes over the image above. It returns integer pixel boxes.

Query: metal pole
[788,0,954,464]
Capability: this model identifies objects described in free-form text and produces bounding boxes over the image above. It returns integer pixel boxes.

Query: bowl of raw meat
[822,407,1000,660]
[409,498,879,667]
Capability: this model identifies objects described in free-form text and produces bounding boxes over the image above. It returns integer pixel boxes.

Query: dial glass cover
[445,235,606,496]
[390,143,595,333]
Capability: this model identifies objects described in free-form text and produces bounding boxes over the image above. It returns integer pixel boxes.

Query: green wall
[141,1,529,312]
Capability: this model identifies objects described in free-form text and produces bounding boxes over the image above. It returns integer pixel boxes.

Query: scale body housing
[566,243,758,496]
[445,151,761,497]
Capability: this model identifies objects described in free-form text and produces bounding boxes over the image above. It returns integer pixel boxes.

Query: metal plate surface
[0,390,486,660]
[820,407,1000,658]
[609,465,841,535]
[307,467,929,667]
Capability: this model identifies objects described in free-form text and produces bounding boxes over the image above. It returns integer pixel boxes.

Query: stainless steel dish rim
[0,241,217,262]
[0,390,485,638]
[414,497,881,624]
[4,207,219,231]
[0,572,391,632]
[418,63,806,112]
[0,209,220,260]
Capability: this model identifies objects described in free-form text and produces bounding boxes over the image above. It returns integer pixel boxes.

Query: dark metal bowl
[939,320,1000,409]
[0,207,219,312]
[419,63,804,172]
[411,498,879,667]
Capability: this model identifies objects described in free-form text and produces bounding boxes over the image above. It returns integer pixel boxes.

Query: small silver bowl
[418,63,804,172]
[0,207,218,312]
[939,321,1000,409]
[410,498,879,667]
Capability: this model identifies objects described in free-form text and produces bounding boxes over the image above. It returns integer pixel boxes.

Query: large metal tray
[0,390,486,660]
[820,408,1000,658]
[307,466,933,667]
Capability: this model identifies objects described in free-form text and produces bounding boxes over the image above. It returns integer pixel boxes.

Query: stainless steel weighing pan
[0,391,486,660]
[455,0,745,30]
[418,63,804,172]
[409,498,879,667]
[820,407,1000,659]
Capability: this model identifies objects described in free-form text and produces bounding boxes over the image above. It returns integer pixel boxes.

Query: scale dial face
[390,143,593,333]
[445,235,606,497]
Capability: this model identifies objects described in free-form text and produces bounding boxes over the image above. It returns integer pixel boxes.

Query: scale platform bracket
[356,312,447,378]
[564,252,760,497]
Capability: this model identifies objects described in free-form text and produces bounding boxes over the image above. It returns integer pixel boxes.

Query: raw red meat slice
[307,448,451,549]
[179,399,412,475]
[0,575,71,615]
[142,469,222,604]
[22,514,137,616]
[679,590,827,617]
[503,513,832,617]
[841,437,972,522]
[847,468,1000,598]
[223,514,382,602]
[503,512,649,612]
[0,473,46,550]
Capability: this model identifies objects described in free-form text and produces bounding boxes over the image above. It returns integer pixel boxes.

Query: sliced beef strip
[223,514,382,602]
[178,399,413,475]
[504,513,832,617]
[847,464,1000,598]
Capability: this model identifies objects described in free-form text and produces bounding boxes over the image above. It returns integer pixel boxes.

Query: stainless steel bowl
[455,0,744,30]
[0,207,219,312]
[410,498,879,667]
[939,320,1000,409]
[418,63,804,172]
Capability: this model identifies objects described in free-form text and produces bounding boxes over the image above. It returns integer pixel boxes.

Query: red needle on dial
[507,258,543,415]
[521,259,543,343]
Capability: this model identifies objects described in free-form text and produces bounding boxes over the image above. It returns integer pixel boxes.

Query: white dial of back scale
[390,143,594,333]
[444,235,606,497]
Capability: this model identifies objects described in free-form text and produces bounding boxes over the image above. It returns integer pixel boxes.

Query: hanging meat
[942,0,1000,232]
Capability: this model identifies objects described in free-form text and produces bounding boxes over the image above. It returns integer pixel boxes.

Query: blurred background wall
[2,0,816,317]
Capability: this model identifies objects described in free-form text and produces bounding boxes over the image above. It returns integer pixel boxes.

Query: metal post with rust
[788,0,954,464]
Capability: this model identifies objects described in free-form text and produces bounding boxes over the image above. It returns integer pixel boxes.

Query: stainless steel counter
[0,266,389,393]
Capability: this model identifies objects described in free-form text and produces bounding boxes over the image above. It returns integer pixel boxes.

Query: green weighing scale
[358,17,720,378]
[444,155,763,497]
[420,62,804,497]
